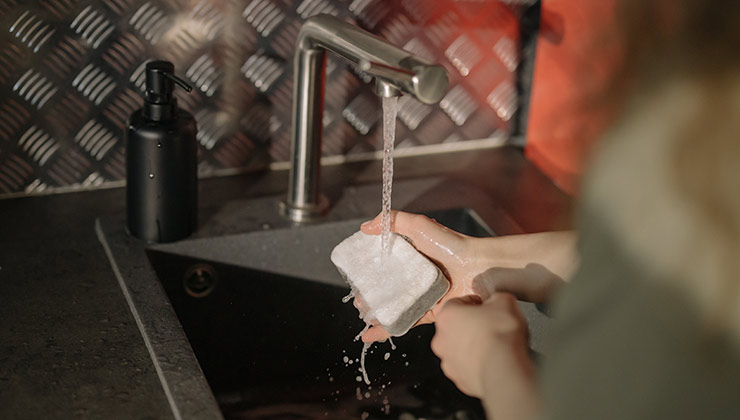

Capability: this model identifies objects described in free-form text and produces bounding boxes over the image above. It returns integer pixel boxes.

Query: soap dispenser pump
[126,60,198,243]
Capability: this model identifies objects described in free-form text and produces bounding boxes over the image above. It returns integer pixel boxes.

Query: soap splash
[354,323,370,342]
[359,342,372,385]
[342,290,354,304]
[380,96,398,257]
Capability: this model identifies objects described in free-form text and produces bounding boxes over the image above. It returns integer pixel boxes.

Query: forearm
[473,231,579,281]
[464,231,578,303]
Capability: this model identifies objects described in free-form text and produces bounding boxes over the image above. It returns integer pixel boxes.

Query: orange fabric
[525,0,625,195]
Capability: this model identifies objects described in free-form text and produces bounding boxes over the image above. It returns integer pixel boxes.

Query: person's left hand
[431,293,541,420]
[359,211,576,343]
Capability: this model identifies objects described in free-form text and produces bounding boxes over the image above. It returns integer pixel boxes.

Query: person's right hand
[431,292,541,420]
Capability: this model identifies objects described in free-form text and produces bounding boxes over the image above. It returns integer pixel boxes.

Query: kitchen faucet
[279,14,449,222]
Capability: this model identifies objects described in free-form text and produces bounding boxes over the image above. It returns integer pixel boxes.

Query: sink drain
[183,263,217,298]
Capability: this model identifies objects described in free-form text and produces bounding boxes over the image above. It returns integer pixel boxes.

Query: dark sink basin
[145,208,493,420]
[98,175,552,420]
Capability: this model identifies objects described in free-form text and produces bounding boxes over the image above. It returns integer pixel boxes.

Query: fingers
[361,325,391,343]
[443,294,484,307]
[439,361,477,396]
[361,310,437,343]
[361,211,467,265]
[432,294,483,351]
[485,292,520,311]
[359,212,387,234]
[436,292,527,340]
[430,294,487,398]
[471,263,566,303]
[431,295,483,352]
[433,291,537,408]
[472,267,531,300]
[484,293,530,339]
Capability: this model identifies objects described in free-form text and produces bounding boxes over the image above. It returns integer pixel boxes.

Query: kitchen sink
[97,177,552,420]
[146,208,492,419]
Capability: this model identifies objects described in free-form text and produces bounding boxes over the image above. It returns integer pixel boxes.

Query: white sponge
[330,231,449,336]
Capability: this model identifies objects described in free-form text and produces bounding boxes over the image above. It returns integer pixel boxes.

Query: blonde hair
[585,0,740,345]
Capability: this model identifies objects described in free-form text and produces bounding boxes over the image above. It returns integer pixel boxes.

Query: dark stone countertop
[0,146,572,419]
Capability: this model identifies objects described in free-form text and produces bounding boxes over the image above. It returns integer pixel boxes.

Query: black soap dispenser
[126,60,198,243]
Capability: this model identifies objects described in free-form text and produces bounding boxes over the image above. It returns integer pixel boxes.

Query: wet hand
[431,293,540,420]
[358,211,577,342]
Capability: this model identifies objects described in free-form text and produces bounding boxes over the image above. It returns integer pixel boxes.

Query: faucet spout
[279,14,449,222]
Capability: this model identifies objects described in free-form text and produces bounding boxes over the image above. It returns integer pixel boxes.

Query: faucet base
[278,195,329,223]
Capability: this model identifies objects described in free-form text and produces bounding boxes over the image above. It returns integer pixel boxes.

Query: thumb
[361,325,391,343]
[361,211,467,265]
[443,294,483,309]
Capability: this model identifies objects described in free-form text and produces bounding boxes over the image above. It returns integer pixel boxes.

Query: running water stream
[353,96,400,387]
[380,96,398,257]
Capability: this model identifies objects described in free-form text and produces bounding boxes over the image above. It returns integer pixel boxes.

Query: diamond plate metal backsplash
[0,0,526,195]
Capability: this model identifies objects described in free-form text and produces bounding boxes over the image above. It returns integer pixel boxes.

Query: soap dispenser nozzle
[164,72,192,93]
[142,61,193,121]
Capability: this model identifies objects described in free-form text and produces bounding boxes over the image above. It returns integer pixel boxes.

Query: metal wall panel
[0,0,525,195]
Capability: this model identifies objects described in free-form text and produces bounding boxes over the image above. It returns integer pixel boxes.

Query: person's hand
[431,293,541,420]
[471,262,567,303]
[359,211,578,342]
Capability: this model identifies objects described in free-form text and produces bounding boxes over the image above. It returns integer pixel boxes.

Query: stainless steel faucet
[279,14,449,222]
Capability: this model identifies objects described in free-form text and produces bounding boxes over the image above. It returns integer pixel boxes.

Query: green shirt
[541,208,740,420]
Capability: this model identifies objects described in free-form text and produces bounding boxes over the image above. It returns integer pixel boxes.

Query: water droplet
[342,291,354,304]
[360,342,371,384]
[148,173,155,179]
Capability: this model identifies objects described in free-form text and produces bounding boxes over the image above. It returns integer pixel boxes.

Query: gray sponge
[330,230,449,336]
